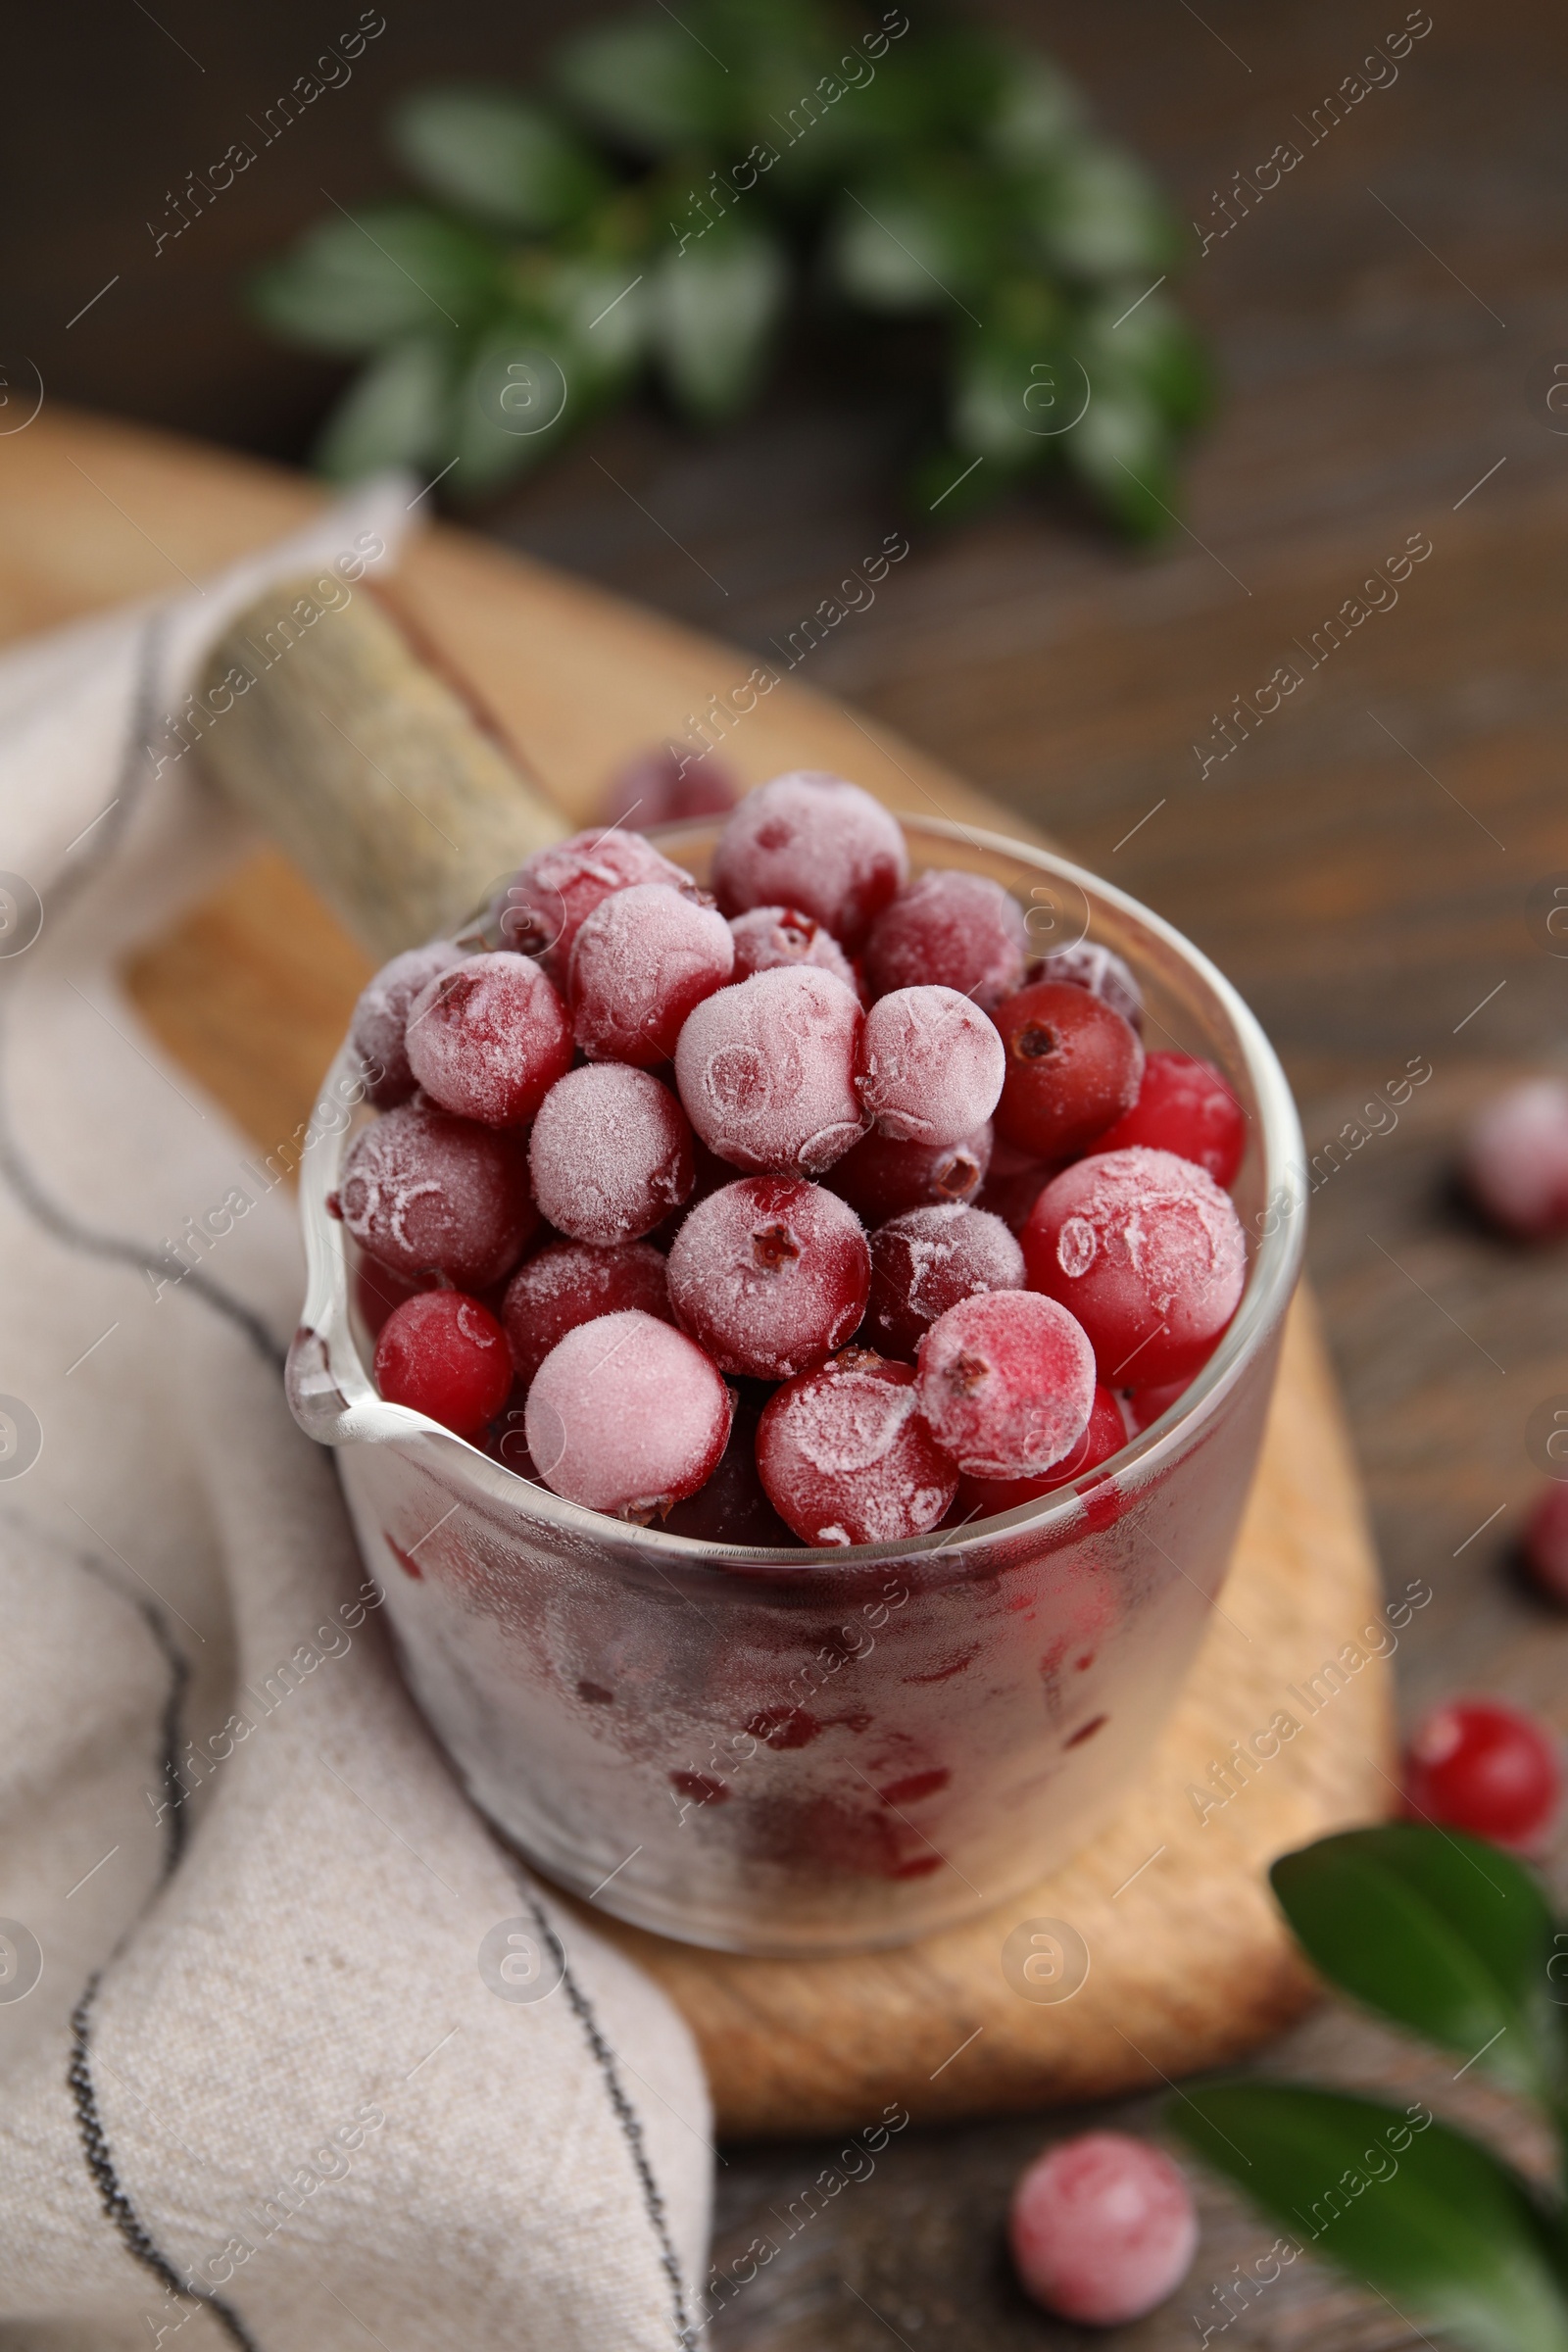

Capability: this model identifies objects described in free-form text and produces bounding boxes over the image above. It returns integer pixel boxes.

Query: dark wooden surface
[13,0,1568,2341]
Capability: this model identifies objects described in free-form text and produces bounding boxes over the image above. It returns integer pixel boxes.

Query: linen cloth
[0,488,711,2351]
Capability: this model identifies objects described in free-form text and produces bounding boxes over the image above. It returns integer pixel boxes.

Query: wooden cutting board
[0,407,1393,2135]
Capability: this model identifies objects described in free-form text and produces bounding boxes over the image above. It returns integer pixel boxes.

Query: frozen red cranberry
[758,1350,957,1546]
[728,905,858,994]
[350,940,466,1108]
[373,1289,513,1439]
[1094,1053,1247,1189]
[524,1309,732,1518]
[977,1133,1056,1236]
[339,1100,537,1289]
[915,1291,1094,1479]
[354,1251,432,1341]
[494,827,698,972]
[1463,1080,1568,1240]
[1404,1698,1562,1853]
[600,742,738,830]
[405,953,572,1130]
[675,965,866,1175]
[1029,941,1145,1034]
[957,1383,1127,1517]
[711,770,907,948]
[568,881,734,1065]
[666,1176,870,1378]
[864,868,1028,1008]
[528,1064,693,1246]
[826,1121,992,1223]
[857,985,1005,1151]
[1025,1147,1247,1386]
[1009,2132,1197,2326]
[502,1239,672,1390]
[993,981,1145,1160]
[867,1202,1025,1360]
[1524,1485,1568,1607]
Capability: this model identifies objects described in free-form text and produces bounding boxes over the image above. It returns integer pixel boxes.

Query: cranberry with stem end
[1095,1052,1248,1189]
[915,1290,1095,1480]
[864,867,1027,1008]
[856,984,1005,1151]
[825,1121,992,1223]
[992,981,1144,1160]
[373,1291,513,1439]
[528,1064,694,1246]
[338,1099,537,1290]
[757,1350,957,1546]
[568,881,734,1065]
[502,1238,672,1392]
[405,953,572,1130]
[667,1175,870,1379]
[728,905,858,993]
[524,1309,732,1519]
[711,770,907,948]
[866,1202,1025,1361]
[1008,2132,1198,2326]
[1403,1698,1563,1853]
[957,1384,1128,1516]
[674,964,865,1175]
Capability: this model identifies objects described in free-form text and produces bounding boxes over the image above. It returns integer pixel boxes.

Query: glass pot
[287,816,1306,1956]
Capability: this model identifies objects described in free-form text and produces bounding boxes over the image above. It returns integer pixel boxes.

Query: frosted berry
[728,905,858,994]
[339,1100,536,1290]
[1024,1147,1247,1386]
[864,868,1027,1008]
[711,771,907,947]
[350,940,466,1108]
[1009,2132,1198,2327]
[1524,1485,1568,1607]
[915,1291,1095,1480]
[666,1176,870,1379]
[1462,1080,1568,1240]
[568,881,734,1065]
[866,1202,1025,1360]
[1030,941,1145,1034]
[528,1065,693,1246]
[758,1350,957,1545]
[524,1309,732,1519]
[601,742,737,829]
[857,985,1005,1151]
[675,965,866,1175]
[405,953,572,1129]
[993,980,1144,1159]
[957,1384,1127,1517]
[495,827,697,973]
[1404,1698,1562,1853]
[826,1121,992,1223]
[1095,1053,1247,1189]
[502,1239,672,1391]
[373,1290,513,1440]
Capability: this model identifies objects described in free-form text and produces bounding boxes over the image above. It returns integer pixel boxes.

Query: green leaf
[1174,2082,1568,2352]
[1271,1826,1563,2108]
[1078,291,1214,428]
[249,207,500,354]
[826,168,1000,314]
[553,17,729,153]
[650,222,787,421]
[388,87,609,232]
[1023,143,1181,280]
[983,55,1084,170]
[1062,381,1174,535]
[312,338,455,481]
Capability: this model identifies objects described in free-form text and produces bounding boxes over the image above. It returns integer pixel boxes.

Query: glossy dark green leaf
[1174,2082,1568,2352]
[389,87,608,232]
[313,338,454,482]
[553,17,729,154]
[650,223,787,421]
[249,208,500,353]
[1272,1826,1562,2106]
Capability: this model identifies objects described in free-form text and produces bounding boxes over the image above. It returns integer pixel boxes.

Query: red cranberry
[866,1202,1025,1360]
[993,981,1144,1159]
[666,1176,870,1379]
[373,1290,513,1439]
[757,1350,957,1545]
[957,1383,1127,1516]
[1122,1375,1195,1435]
[1404,1698,1562,1852]
[977,1132,1057,1235]
[350,940,466,1108]
[826,1121,992,1222]
[568,881,734,1065]
[600,742,738,829]
[662,1386,798,1545]
[528,1065,694,1246]
[1463,1080,1568,1239]
[405,953,572,1130]
[1095,1052,1247,1189]
[1009,2132,1197,2326]
[857,985,1005,1152]
[711,771,907,948]
[1024,1147,1247,1386]
[915,1291,1095,1479]
[674,966,866,1175]
[1029,942,1145,1034]
[502,1239,672,1391]
[354,1251,432,1341]
[524,1309,732,1519]
[339,1100,537,1290]
[864,867,1027,1009]
[1524,1485,1568,1607]
[494,828,698,973]
[728,905,858,994]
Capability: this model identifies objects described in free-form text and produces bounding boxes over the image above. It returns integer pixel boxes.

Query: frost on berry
[674,964,866,1175]
[864,868,1027,1008]
[856,984,1005,1150]
[405,952,572,1129]
[494,827,698,974]
[728,905,858,993]
[757,1350,957,1545]
[711,770,907,947]
[339,1099,537,1290]
[825,1121,992,1224]
[957,1383,1128,1517]
[568,881,734,1065]
[523,1308,732,1519]
[528,1064,694,1245]
[666,1175,870,1379]
[866,1202,1025,1360]
[916,1291,1095,1480]
[350,940,466,1108]
[502,1239,672,1391]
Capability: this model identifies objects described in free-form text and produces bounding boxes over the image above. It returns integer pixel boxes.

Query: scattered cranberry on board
[1403,1698,1563,1853]
[1524,1485,1568,1606]
[1008,2132,1199,2326]
[1462,1077,1568,1239]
